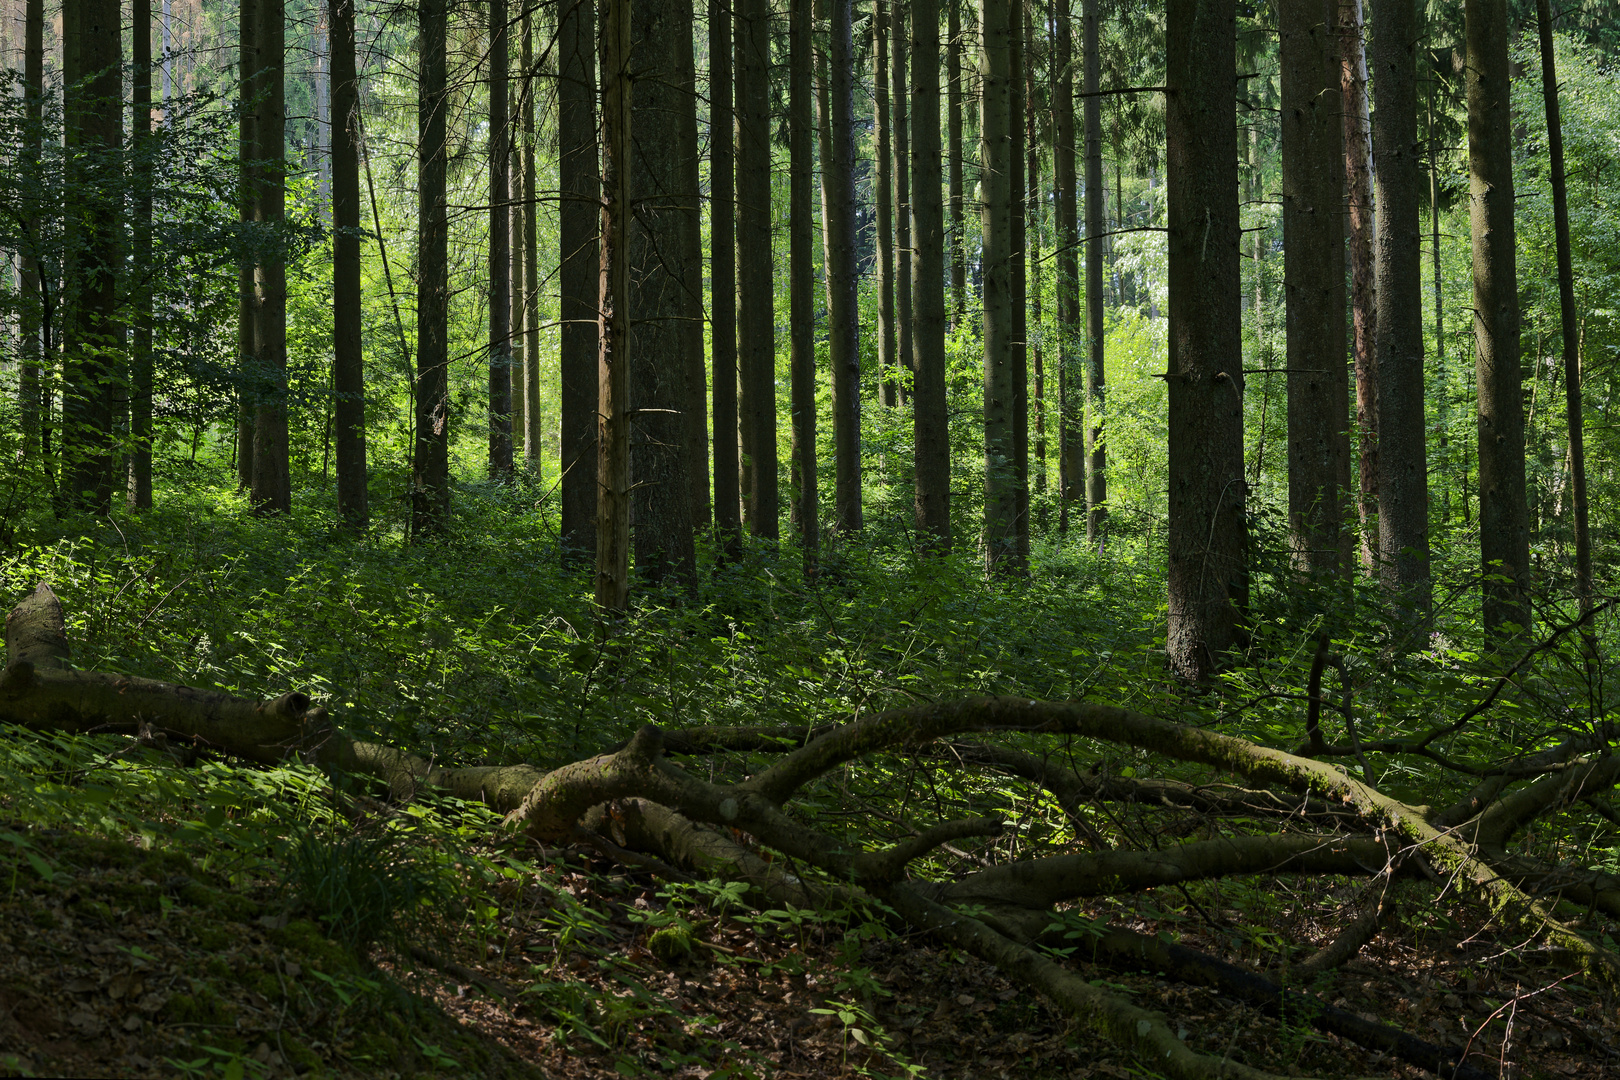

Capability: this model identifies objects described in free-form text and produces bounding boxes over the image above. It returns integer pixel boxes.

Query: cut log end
[6,582,72,669]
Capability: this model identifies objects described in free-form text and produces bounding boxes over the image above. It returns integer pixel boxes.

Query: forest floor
[3,817,1615,1079]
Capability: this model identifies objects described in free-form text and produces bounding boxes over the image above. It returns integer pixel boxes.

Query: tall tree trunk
[1082,0,1105,542]
[597,0,632,610]
[818,0,862,535]
[892,0,913,399]
[18,0,41,466]
[737,0,778,539]
[1339,0,1376,571]
[874,2,896,407]
[62,0,122,512]
[487,0,513,479]
[912,0,948,548]
[412,0,450,535]
[710,0,741,553]
[1534,0,1590,622]
[523,5,542,468]
[251,0,290,514]
[1429,87,1447,524]
[331,0,368,529]
[238,0,257,493]
[1467,0,1530,642]
[130,0,154,510]
[1028,38,1044,505]
[789,0,818,556]
[1008,0,1028,570]
[626,0,697,588]
[511,135,525,458]
[979,0,1016,574]
[559,0,599,560]
[947,0,965,326]
[1054,2,1078,535]
[311,1,331,216]
[1371,0,1430,622]
[1280,0,1349,584]
[677,23,709,531]
[1165,0,1244,679]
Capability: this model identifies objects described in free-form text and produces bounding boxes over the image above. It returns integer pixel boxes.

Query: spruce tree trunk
[522,6,541,468]
[1165,0,1244,679]
[1280,0,1349,583]
[628,0,697,588]
[874,2,896,408]
[237,0,257,494]
[412,0,451,535]
[559,0,599,560]
[979,0,1016,574]
[1339,0,1377,572]
[130,0,154,510]
[1466,0,1530,641]
[62,0,123,512]
[331,0,368,529]
[1082,0,1106,542]
[710,0,741,552]
[1028,37,1044,505]
[597,0,632,611]
[1370,0,1430,622]
[892,0,913,399]
[510,138,525,457]
[911,0,949,549]
[1053,6,1079,534]
[1008,1,1028,571]
[947,0,965,326]
[819,0,862,535]
[250,0,290,514]
[18,0,41,465]
[487,0,514,480]
[1535,0,1591,620]
[789,0,818,554]
[677,25,709,532]
[737,0,778,539]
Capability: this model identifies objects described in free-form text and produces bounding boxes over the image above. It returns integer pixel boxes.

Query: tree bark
[979,0,1015,575]
[1339,0,1377,572]
[1280,0,1349,585]
[1371,0,1431,623]
[892,0,913,401]
[1028,39,1044,505]
[710,0,741,554]
[18,0,42,465]
[1467,0,1530,642]
[911,0,949,550]
[1166,0,1245,679]
[1008,1,1029,571]
[61,0,122,513]
[596,0,632,611]
[332,0,368,529]
[1054,6,1078,534]
[412,0,451,536]
[947,0,965,327]
[789,0,818,557]
[560,0,599,562]
[874,1,896,408]
[237,0,258,494]
[130,0,154,511]
[250,0,290,515]
[522,6,542,469]
[677,26,709,532]
[1535,0,1591,622]
[819,0,862,536]
[487,0,514,480]
[1082,0,1106,543]
[736,0,778,539]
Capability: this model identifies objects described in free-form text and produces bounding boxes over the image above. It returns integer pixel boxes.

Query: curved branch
[853,815,1004,882]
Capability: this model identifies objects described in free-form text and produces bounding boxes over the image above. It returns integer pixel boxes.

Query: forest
[1,0,1620,1075]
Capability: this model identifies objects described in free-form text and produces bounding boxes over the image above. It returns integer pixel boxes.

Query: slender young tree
[1082,0,1105,541]
[331,0,368,528]
[947,0,965,324]
[789,0,818,554]
[1535,0,1590,619]
[1280,0,1349,582]
[980,0,1016,573]
[18,0,41,464]
[892,0,913,394]
[487,0,513,479]
[413,0,450,534]
[250,0,290,514]
[1009,0,1028,569]
[522,6,541,466]
[237,0,258,491]
[737,0,778,538]
[627,0,697,587]
[1166,0,1244,679]
[510,138,525,451]
[1339,0,1377,570]
[1371,0,1430,621]
[559,0,598,559]
[1028,35,1044,503]
[710,0,741,551]
[130,0,154,509]
[1054,2,1079,533]
[819,0,862,533]
[1467,0,1530,641]
[874,1,896,407]
[912,0,948,547]
[597,0,632,610]
[677,21,709,530]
